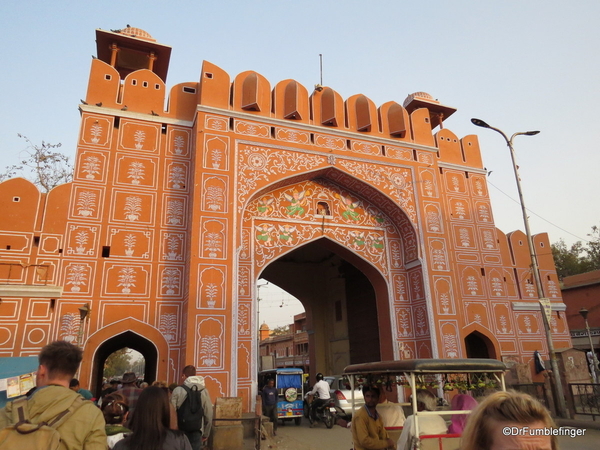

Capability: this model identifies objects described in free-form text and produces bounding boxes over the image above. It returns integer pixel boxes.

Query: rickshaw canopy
[344,358,507,376]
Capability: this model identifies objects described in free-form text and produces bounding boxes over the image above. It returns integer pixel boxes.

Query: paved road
[264,418,600,450]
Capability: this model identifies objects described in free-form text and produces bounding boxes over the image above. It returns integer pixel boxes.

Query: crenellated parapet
[85,27,481,169]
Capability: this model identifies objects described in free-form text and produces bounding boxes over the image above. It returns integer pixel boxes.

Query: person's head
[267,378,275,388]
[121,372,137,385]
[125,386,171,450]
[101,392,129,425]
[415,389,437,412]
[37,341,83,387]
[362,385,381,408]
[315,373,324,382]
[461,390,556,450]
[182,365,196,379]
[139,381,149,389]
[152,380,168,388]
[377,386,389,403]
[451,393,478,411]
[448,394,478,434]
[168,382,178,393]
[69,378,80,391]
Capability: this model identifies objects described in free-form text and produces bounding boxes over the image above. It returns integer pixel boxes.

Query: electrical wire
[486,179,592,243]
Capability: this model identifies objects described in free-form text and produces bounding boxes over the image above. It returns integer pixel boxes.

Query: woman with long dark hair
[113,386,191,450]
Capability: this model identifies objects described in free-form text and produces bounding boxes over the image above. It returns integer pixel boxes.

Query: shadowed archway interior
[260,238,385,377]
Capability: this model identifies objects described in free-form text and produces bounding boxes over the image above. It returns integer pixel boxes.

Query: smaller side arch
[462,323,499,359]
[81,318,170,395]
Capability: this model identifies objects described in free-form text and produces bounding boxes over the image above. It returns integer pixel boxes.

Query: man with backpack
[171,365,212,450]
[0,340,106,449]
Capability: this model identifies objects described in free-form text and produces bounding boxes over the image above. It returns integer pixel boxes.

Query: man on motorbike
[307,373,331,427]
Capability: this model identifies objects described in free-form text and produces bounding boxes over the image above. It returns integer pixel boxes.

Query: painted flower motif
[390,173,406,189]
[248,153,266,170]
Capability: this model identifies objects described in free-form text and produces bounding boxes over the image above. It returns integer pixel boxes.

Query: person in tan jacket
[0,340,106,450]
[351,385,396,450]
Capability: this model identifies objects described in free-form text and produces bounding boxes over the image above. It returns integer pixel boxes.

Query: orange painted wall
[0,28,571,410]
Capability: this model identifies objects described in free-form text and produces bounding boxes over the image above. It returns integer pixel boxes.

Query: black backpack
[176,385,203,432]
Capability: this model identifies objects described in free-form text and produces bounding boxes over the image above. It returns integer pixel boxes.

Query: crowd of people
[0,341,212,450]
[0,339,561,450]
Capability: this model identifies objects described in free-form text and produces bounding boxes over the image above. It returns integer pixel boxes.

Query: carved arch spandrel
[236,146,420,262]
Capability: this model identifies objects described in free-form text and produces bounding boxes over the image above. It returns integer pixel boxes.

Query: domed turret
[116,26,156,42]
[403,91,456,129]
[259,322,270,341]
[95,27,172,82]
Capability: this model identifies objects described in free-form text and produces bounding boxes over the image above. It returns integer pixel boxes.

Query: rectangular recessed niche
[155,84,160,90]
[13,197,20,202]
[142,81,149,88]
[105,74,112,81]
[102,246,111,258]
[114,117,120,128]
[204,72,213,79]
[132,79,137,86]
[183,86,196,94]
[5,246,10,250]
[33,236,40,247]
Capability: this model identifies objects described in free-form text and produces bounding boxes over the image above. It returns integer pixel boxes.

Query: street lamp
[579,308,600,383]
[471,118,569,418]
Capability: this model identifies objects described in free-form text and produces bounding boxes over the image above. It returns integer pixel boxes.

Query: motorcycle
[305,392,336,429]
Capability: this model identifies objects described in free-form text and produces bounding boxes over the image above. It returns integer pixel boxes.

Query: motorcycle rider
[308,373,331,427]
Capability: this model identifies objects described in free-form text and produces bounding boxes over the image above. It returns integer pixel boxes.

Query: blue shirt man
[261,379,278,435]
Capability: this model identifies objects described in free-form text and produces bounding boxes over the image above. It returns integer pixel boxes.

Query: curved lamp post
[471,118,568,418]
[579,308,600,383]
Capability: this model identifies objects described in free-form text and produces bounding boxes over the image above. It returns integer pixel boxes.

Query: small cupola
[95,26,172,83]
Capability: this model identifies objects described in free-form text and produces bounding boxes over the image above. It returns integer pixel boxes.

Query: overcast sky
[2,1,599,327]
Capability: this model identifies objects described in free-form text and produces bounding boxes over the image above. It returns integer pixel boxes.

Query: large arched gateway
[0,27,570,412]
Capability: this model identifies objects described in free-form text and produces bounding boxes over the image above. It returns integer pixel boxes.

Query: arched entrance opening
[91,331,158,397]
[464,331,496,359]
[260,237,390,378]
